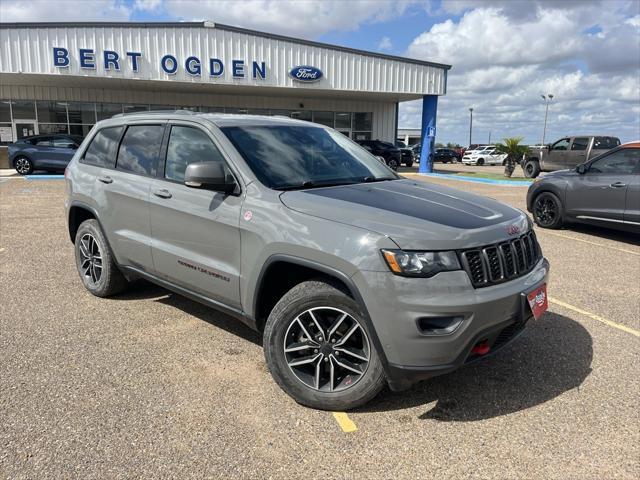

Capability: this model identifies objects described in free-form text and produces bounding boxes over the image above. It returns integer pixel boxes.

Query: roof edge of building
[0,21,452,71]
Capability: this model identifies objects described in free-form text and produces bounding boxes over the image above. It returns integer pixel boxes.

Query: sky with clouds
[1,0,639,145]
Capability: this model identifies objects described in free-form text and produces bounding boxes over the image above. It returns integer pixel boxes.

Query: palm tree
[495,137,530,177]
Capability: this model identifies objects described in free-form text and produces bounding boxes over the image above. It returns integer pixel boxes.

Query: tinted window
[34,137,52,146]
[589,149,639,175]
[83,127,123,168]
[593,137,621,150]
[552,138,570,151]
[52,137,76,148]
[222,125,397,190]
[165,126,226,182]
[116,125,164,176]
[571,137,589,151]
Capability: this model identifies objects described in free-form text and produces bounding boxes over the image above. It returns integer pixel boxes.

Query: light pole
[468,108,473,146]
[541,94,554,145]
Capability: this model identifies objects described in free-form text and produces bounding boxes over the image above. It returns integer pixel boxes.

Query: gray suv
[65,112,550,410]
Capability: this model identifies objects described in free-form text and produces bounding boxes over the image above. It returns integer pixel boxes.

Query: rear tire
[14,156,33,175]
[263,280,386,410]
[533,192,563,229]
[524,160,541,178]
[74,219,128,297]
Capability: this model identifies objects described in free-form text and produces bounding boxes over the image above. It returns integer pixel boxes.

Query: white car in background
[462,146,507,166]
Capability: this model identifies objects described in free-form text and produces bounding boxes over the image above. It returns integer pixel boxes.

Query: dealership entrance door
[13,119,38,140]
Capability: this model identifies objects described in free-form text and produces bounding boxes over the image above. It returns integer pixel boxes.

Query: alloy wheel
[534,197,557,227]
[15,157,31,174]
[283,307,370,392]
[78,233,103,285]
[388,159,399,171]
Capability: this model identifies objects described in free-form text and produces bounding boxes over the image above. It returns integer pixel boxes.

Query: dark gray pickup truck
[522,136,620,178]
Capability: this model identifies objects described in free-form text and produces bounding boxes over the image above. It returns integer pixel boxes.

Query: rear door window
[116,125,165,176]
[83,126,124,168]
[571,137,589,150]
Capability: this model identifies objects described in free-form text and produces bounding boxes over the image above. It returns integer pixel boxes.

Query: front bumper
[353,258,550,391]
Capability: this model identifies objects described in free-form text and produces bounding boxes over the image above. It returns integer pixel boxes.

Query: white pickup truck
[462,146,507,166]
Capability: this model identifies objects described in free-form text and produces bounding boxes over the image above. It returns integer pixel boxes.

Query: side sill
[120,265,258,331]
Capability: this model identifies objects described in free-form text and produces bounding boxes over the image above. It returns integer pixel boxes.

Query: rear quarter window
[82,126,124,168]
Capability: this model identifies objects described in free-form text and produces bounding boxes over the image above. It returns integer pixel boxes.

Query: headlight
[381,249,461,277]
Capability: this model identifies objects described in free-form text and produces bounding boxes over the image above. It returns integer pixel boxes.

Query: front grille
[459,230,542,288]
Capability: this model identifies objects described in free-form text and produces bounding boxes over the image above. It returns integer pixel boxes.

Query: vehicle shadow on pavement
[113,280,261,346]
[561,224,640,246]
[360,313,593,421]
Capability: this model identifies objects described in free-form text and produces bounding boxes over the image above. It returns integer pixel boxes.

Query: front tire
[533,192,563,229]
[387,158,399,171]
[263,280,386,410]
[477,158,485,166]
[74,219,128,297]
[14,156,33,175]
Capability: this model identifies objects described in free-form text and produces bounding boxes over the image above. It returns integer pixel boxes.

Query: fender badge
[243,210,253,222]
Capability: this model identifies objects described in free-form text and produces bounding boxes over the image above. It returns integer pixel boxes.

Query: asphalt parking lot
[1,174,638,479]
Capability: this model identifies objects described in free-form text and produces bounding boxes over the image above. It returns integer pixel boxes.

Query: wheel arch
[251,254,391,374]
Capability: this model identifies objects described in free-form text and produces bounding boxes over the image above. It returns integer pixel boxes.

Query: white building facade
[0,21,449,165]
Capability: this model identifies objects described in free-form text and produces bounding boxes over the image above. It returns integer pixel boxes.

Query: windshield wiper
[363,176,395,183]
[275,180,357,191]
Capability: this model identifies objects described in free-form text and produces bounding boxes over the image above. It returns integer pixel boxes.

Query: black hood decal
[303,180,516,230]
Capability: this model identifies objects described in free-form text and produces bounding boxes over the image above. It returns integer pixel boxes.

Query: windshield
[221,125,399,190]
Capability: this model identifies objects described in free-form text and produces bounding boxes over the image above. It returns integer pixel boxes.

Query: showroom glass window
[588,149,640,175]
[0,100,11,145]
[37,101,69,134]
[83,126,124,168]
[313,111,334,128]
[116,125,164,176]
[164,126,227,182]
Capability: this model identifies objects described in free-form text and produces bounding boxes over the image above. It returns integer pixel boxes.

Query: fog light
[417,316,464,336]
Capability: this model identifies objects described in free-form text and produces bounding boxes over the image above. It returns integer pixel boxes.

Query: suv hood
[280,179,527,250]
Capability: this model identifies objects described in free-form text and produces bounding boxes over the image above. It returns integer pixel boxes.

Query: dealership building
[0,21,449,170]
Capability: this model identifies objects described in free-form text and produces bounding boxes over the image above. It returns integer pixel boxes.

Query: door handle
[609,182,626,188]
[97,175,113,184]
[153,188,172,199]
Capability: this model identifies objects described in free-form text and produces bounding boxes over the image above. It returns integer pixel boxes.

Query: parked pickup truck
[522,136,620,178]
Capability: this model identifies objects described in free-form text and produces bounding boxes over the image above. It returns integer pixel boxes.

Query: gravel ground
[1,177,638,479]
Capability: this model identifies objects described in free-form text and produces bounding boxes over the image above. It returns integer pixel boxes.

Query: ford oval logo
[290,65,323,82]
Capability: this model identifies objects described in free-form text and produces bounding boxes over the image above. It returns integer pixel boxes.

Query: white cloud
[400,3,640,145]
[134,0,163,11]
[157,0,415,38]
[0,0,131,22]
[378,36,392,51]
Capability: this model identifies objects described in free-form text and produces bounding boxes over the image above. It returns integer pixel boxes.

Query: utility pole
[541,94,554,145]
[488,131,491,144]
[468,108,473,146]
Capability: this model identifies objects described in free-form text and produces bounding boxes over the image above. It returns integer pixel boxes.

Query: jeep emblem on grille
[507,224,521,236]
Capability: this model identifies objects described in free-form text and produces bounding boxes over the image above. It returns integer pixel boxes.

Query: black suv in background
[395,141,415,167]
[357,140,402,170]
[434,148,461,163]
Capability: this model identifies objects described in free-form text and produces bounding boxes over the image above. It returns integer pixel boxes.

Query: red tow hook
[471,341,490,356]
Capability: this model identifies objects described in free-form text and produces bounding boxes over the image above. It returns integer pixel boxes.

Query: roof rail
[111,109,198,118]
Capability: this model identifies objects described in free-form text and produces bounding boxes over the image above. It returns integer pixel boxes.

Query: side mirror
[184,161,236,194]
[576,164,587,174]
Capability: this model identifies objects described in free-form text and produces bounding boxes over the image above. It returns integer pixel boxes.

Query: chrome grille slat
[460,231,542,288]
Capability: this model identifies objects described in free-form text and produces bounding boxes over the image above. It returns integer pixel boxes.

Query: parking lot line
[332,412,358,432]
[539,230,640,256]
[549,297,640,337]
